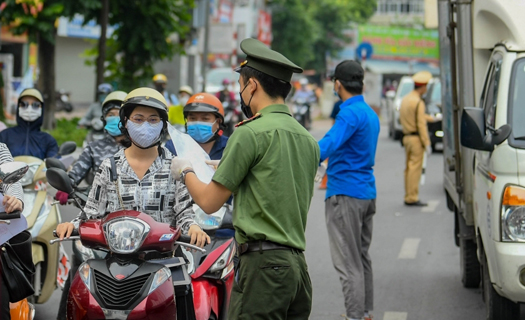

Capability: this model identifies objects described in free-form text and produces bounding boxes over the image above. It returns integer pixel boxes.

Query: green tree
[271,0,376,74]
[1,0,65,129]
[270,0,316,68]
[79,0,194,91]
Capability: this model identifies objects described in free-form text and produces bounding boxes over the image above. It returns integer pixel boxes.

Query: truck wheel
[459,238,481,288]
[482,254,520,319]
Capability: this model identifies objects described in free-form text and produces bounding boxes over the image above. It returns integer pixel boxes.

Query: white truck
[439,0,525,318]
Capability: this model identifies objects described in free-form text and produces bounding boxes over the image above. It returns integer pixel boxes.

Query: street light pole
[201,0,211,92]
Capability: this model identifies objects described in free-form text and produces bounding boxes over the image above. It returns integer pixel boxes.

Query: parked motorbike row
[1,139,236,319]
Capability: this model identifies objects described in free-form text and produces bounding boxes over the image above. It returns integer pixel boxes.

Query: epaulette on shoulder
[235,113,262,127]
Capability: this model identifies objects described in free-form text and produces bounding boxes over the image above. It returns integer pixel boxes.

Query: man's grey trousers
[325,195,375,319]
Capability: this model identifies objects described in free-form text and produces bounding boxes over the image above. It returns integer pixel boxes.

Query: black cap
[332,60,364,83]
[235,38,303,82]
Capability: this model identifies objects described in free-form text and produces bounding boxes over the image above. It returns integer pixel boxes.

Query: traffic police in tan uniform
[170,38,320,319]
[399,71,432,206]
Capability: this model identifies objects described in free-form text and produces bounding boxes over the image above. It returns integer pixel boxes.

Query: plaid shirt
[68,135,123,186]
[82,147,196,232]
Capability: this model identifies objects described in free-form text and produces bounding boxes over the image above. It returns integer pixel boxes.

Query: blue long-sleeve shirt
[318,95,380,200]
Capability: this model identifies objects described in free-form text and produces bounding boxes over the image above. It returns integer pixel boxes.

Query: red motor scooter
[185,206,236,320]
[46,168,206,320]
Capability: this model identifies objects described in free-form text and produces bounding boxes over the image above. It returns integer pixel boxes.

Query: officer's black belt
[404,132,419,136]
[237,240,297,255]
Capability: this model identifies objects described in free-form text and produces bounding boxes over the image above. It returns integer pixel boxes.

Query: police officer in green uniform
[171,38,320,320]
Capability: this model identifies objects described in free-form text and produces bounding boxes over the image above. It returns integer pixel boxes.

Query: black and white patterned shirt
[68,135,123,186]
[0,143,24,204]
[82,147,196,232]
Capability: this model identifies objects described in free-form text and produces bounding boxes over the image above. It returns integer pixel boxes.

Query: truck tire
[482,253,520,319]
[459,237,481,288]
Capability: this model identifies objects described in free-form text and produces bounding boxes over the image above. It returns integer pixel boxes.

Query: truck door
[473,52,503,240]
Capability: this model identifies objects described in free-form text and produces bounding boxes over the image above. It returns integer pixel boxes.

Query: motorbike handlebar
[0,211,21,220]
[175,234,206,253]
[52,228,79,238]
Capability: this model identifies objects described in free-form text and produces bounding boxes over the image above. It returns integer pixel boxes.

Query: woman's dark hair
[240,66,292,100]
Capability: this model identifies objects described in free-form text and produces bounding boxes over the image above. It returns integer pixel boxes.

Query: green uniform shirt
[213,104,320,250]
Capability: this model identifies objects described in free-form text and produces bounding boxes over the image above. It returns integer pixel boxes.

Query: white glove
[434,113,443,121]
[171,157,193,180]
[426,145,432,155]
[314,162,327,183]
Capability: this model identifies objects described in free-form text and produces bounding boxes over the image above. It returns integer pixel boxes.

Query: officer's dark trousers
[228,249,312,320]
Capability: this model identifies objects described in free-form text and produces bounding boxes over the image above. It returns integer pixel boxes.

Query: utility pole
[96,0,109,99]
[201,0,211,92]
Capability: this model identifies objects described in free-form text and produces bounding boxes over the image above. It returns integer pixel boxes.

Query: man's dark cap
[235,38,303,82]
[332,60,364,83]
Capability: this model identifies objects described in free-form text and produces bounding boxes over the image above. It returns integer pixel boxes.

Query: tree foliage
[77,0,194,91]
[271,0,377,74]
[1,0,67,129]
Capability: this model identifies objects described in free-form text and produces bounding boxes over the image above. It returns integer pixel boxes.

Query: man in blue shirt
[318,60,380,320]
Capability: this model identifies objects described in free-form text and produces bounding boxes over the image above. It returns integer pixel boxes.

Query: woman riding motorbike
[0,89,58,159]
[0,143,25,320]
[55,87,209,246]
[165,92,229,160]
[54,91,129,320]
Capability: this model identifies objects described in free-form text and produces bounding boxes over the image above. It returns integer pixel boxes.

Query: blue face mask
[187,121,216,143]
[104,116,122,136]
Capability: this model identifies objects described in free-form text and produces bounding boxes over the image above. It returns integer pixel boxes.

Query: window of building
[376,0,424,15]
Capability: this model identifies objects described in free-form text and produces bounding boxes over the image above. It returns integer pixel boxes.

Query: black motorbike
[291,98,312,130]
[55,89,74,113]
[222,101,242,136]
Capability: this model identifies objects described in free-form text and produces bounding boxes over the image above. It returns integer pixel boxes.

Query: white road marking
[398,238,420,259]
[422,200,440,212]
[383,311,408,320]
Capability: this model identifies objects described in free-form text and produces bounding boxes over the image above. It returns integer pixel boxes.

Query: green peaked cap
[235,38,303,82]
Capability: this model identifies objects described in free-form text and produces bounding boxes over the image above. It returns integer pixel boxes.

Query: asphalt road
[34,120,490,320]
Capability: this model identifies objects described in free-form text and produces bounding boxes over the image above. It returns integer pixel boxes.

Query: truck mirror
[491,124,512,146]
[460,107,512,151]
[460,107,493,151]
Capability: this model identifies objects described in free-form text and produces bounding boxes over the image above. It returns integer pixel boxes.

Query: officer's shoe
[404,200,428,207]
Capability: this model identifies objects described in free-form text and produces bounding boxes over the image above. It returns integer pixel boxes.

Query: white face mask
[19,107,42,122]
[179,95,189,106]
[126,120,163,148]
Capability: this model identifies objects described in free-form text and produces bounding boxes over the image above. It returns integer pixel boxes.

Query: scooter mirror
[58,141,77,156]
[0,162,29,185]
[45,158,67,171]
[46,168,74,194]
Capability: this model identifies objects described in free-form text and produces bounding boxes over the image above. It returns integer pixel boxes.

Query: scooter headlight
[148,267,171,295]
[209,247,232,273]
[103,218,150,254]
[78,262,92,290]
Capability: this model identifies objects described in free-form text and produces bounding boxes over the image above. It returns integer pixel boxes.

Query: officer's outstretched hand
[171,157,193,180]
[426,145,432,156]
[314,162,327,183]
